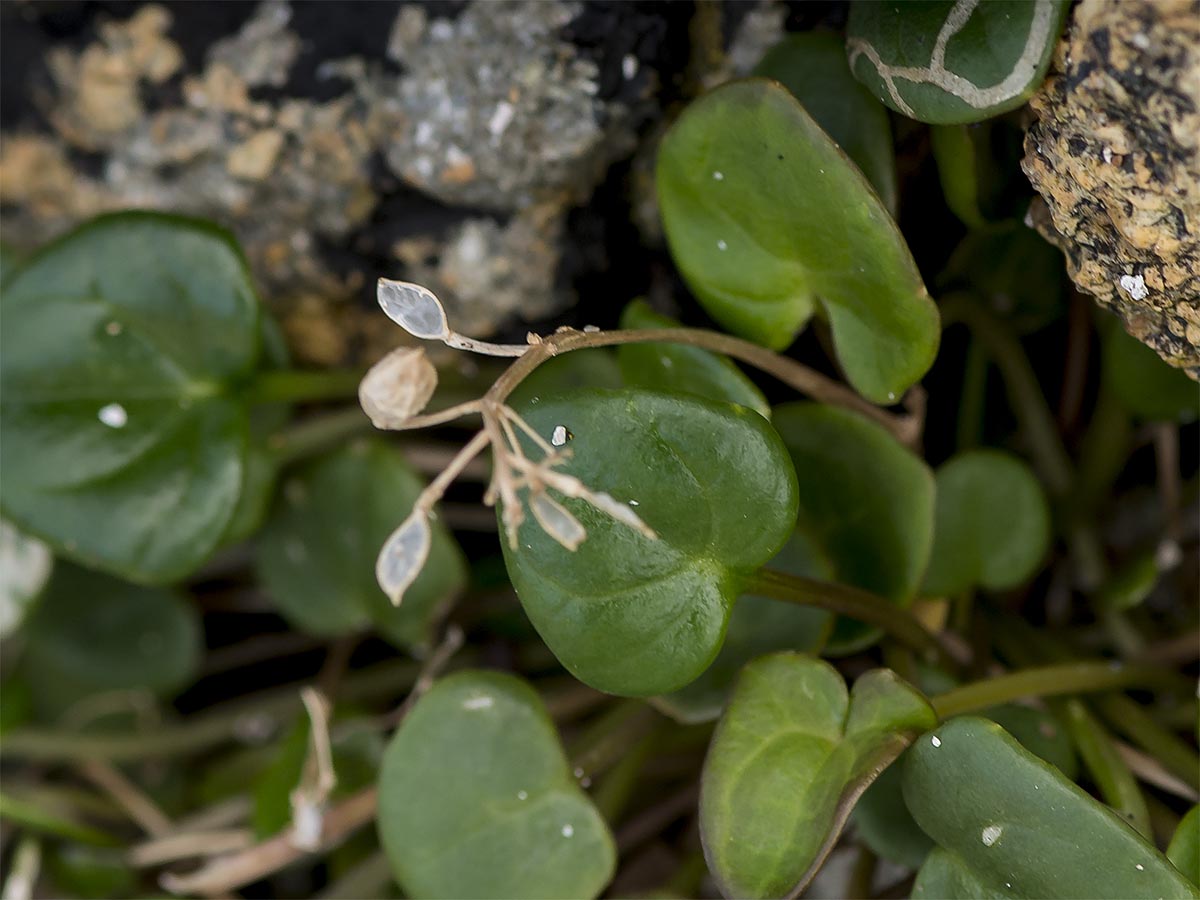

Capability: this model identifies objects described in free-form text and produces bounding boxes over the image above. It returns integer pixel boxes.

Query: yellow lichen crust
[1023,0,1200,377]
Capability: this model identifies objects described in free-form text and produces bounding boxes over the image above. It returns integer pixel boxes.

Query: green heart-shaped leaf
[856,703,1077,870]
[0,212,264,582]
[847,1,1069,124]
[1104,325,1200,423]
[22,563,201,714]
[502,389,798,696]
[923,450,1050,597]
[754,32,898,214]
[701,652,935,898]
[256,440,465,652]
[508,348,623,410]
[221,314,292,546]
[378,671,616,899]
[653,531,834,724]
[617,300,770,417]
[1169,806,1200,888]
[656,79,938,403]
[904,716,1199,899]
[772,403,935,653]
[938,225,1068,333]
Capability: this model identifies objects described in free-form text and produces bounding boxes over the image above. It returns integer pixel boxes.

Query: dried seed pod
[377,279,450,341]
[376,509,432,606]
[358,347,438,429]
[528,491,587,551]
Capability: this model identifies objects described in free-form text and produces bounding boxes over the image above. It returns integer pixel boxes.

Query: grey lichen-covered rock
[1023,0,1200,377]
[391,204,566,338]
[0,0,647,354]
[382,1,632,212]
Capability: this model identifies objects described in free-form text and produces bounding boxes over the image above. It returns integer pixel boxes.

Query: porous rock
[1023,0,1200,377]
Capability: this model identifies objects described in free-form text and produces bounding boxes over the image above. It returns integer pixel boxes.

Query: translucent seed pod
[377,279,450,341]
[528,491,587,551]
[358,347,438,429]
[376,509,432,606]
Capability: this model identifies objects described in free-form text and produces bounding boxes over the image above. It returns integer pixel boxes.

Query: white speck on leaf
[517,790,528,800]
[1136,864,1145,871]
[712,170,724,181]
[462,695,494,711]
[981,825,1003,846]
[629,500,639,506]
[551,425,568,447]
[930,735,941,747]
[717,240,727,251]
[561,824,574,838]
[98,403,128,428]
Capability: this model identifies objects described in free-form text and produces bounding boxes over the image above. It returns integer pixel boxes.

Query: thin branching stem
[483,327,920,446]
[747,568,953,665]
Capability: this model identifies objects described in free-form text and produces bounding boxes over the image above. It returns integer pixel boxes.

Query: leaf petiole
[244,368,367,405]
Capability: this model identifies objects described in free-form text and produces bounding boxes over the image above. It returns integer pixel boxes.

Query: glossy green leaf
[22,563,201,713]
[847,1,1069,124]
[0,212,263,582]
[656,79,938,403]
[923,450,1050,597]
[256,440,465,652]
[855,703,1076,870]
[1104,325,1200,423]
[1168,806,1200,887]
[904,716,1199,899]
[755,32,897,214]
[653,531,834,724]
[772,403,934,653]
[0,519,53,639]
[931,121,1032,227]
[221,314,292,545]
[508,348,622,410]
[502,389,797,696]
[1096,550,1160,613]
[931,124,987,227]
[378,671,615,899]
[701,652,935,898]
[617,300,770,417]
[938,225,1068,333]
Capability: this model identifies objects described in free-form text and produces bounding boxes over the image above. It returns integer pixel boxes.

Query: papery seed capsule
[358,347,438,429]
[528,491,586,551]
[377,279,449,341]
[376,510,432,605]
